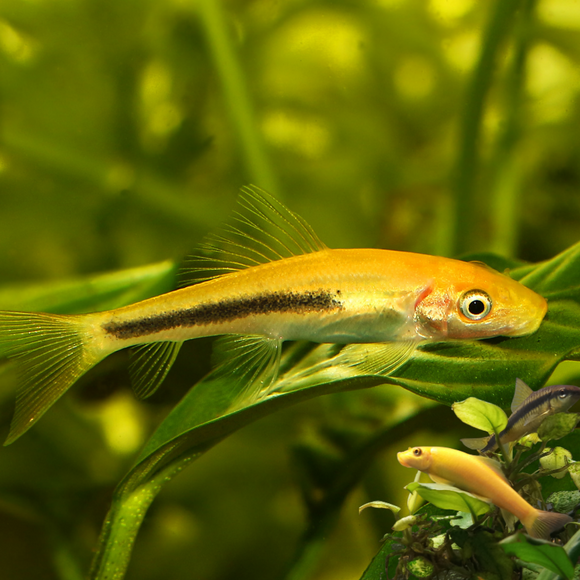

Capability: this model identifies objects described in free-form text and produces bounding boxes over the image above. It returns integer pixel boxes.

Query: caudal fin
[525,509,573,539]
[0,311,99,445]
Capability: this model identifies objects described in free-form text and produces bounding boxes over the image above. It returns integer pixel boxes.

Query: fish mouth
[397,452,410,467]
[507,295,548,337]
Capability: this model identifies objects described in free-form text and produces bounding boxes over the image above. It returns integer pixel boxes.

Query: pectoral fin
[211,334,282,404]
[337,341,417,377]
[428,473,455,486]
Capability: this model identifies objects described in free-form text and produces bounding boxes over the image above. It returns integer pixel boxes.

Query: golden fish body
[0,186,547,444]
[398,446,571,539]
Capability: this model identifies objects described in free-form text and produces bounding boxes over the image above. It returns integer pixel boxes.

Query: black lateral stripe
[508,389,553,426]
[104,289,343,340]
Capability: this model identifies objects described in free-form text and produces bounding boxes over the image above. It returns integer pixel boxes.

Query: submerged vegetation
[1,1,580,579]
[361,394,580,579]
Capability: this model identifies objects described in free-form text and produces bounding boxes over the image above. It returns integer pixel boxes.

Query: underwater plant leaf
[405,482,491,517]
[358,503,462,580]
[500,533,574,580]
[88,241,580,579]
[538,413,580,442]
[0,260,177,315]
[358,533,402,580]
[358,501,401,515]
[452,396,508,434]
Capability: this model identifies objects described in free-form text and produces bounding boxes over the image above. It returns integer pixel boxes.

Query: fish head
[414,261,547,340]
[397,447,432,471]
[549,385,580,413]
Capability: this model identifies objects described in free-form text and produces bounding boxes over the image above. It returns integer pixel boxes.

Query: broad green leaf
[536,530,580,580]
[85,240,580,579]
[405,482,491,518]
[452,397,508,434]
[0,260,176,314]
[539,414,580,442]
[500,533,574,580]
[539,447,572,478]
[546,491,580,513]
[358,533,402,580]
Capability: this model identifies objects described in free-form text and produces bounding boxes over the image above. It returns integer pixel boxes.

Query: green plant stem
[196,0,278,194]
[280,404,443,580]
[50,532,85,580]
[2,128,219,229]
[449,0,521,256]
[488,0,537,257]
[88,462,185,580]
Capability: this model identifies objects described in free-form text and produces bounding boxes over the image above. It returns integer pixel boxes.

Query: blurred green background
[1,0,580,579]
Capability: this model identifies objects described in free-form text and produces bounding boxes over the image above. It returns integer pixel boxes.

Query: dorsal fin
[511,378,533,413]
[180,185,327,286]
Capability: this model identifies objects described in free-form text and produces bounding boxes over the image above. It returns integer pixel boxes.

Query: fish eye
[558,389,568,399]
[460,290,492,321]
[413,448,422,457]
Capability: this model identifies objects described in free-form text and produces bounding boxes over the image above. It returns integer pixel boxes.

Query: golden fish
[398,446,572,539]
[0,186,547,444]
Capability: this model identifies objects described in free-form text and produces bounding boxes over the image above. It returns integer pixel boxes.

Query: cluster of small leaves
[360,397,580,580]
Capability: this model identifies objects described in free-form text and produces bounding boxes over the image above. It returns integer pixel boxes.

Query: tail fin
[525,509,572,539]
[0,311,100,445]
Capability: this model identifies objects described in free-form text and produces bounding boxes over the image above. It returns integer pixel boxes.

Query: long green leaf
[88,241,580,579]
[85,244,580,579]
[500,533,574,580]
[0,260,177,314]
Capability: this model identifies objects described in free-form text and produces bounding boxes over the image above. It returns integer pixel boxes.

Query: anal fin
[129,341,183,399]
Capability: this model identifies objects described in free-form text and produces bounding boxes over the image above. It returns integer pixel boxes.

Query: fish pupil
[468,300,486,315]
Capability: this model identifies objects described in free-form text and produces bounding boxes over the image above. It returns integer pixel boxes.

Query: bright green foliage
[540,448,573,478]
[539,415,580,442]
[547,491,580,514]
[501,534,574,580]
[2,0,580,578]
[452,397,508,434]
[406,482,491,518]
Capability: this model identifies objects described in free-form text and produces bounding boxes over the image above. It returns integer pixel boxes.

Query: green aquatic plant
[1,229,580,580]
[360,391,580,580]
[2,1,580,578]
[7,238,573,580]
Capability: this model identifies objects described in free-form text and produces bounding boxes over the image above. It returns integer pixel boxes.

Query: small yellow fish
[398,446,572,539]
[0,186,547,444]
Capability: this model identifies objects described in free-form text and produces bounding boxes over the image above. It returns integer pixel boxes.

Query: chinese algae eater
[0,186,547,444]
[398,446,572,539]
[462,379,580,453]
